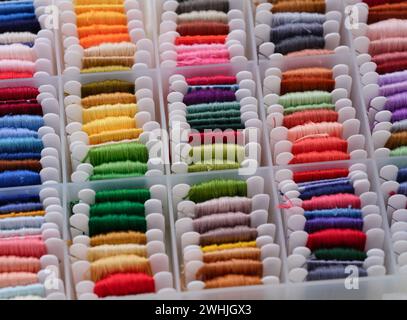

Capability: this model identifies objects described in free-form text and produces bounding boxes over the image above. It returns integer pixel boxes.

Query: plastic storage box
[2,0,407,299]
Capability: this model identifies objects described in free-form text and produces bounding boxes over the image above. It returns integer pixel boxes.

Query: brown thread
[204,274,262,289]
[176,21,229,36]
[270,0,326,13]
[282,67,333,80]
[203,247,261,263]
[0,160,42,172]
[281,78,335,94]
[80,80,134,98]
[90,231,147,247]
[196,259,263,281]
[82,56,134,69]
[385,131,407,150]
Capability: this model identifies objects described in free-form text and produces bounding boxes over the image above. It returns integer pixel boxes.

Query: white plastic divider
[20,0,58,77]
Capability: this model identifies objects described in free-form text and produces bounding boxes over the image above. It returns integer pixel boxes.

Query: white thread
[0,44,35,61]
[0,60,35,73]
[84,42,137,57]
[0,32,37,45]
[177,10,228,23]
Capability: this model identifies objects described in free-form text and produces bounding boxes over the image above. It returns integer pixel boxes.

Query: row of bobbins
[379,162,407,274]
[0,83,61,188]
[167,67,262,174]
[159,0,248,68]
[276,163,386,282]
[254,0,348,59]
[69,184,175,299]
[63,75,164,183]
[349,0,407,158]
[60,0,154,75]
[0,0,56,79]
[263,55,366,166]
[0,187,66,299]
[173,176,281,291]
